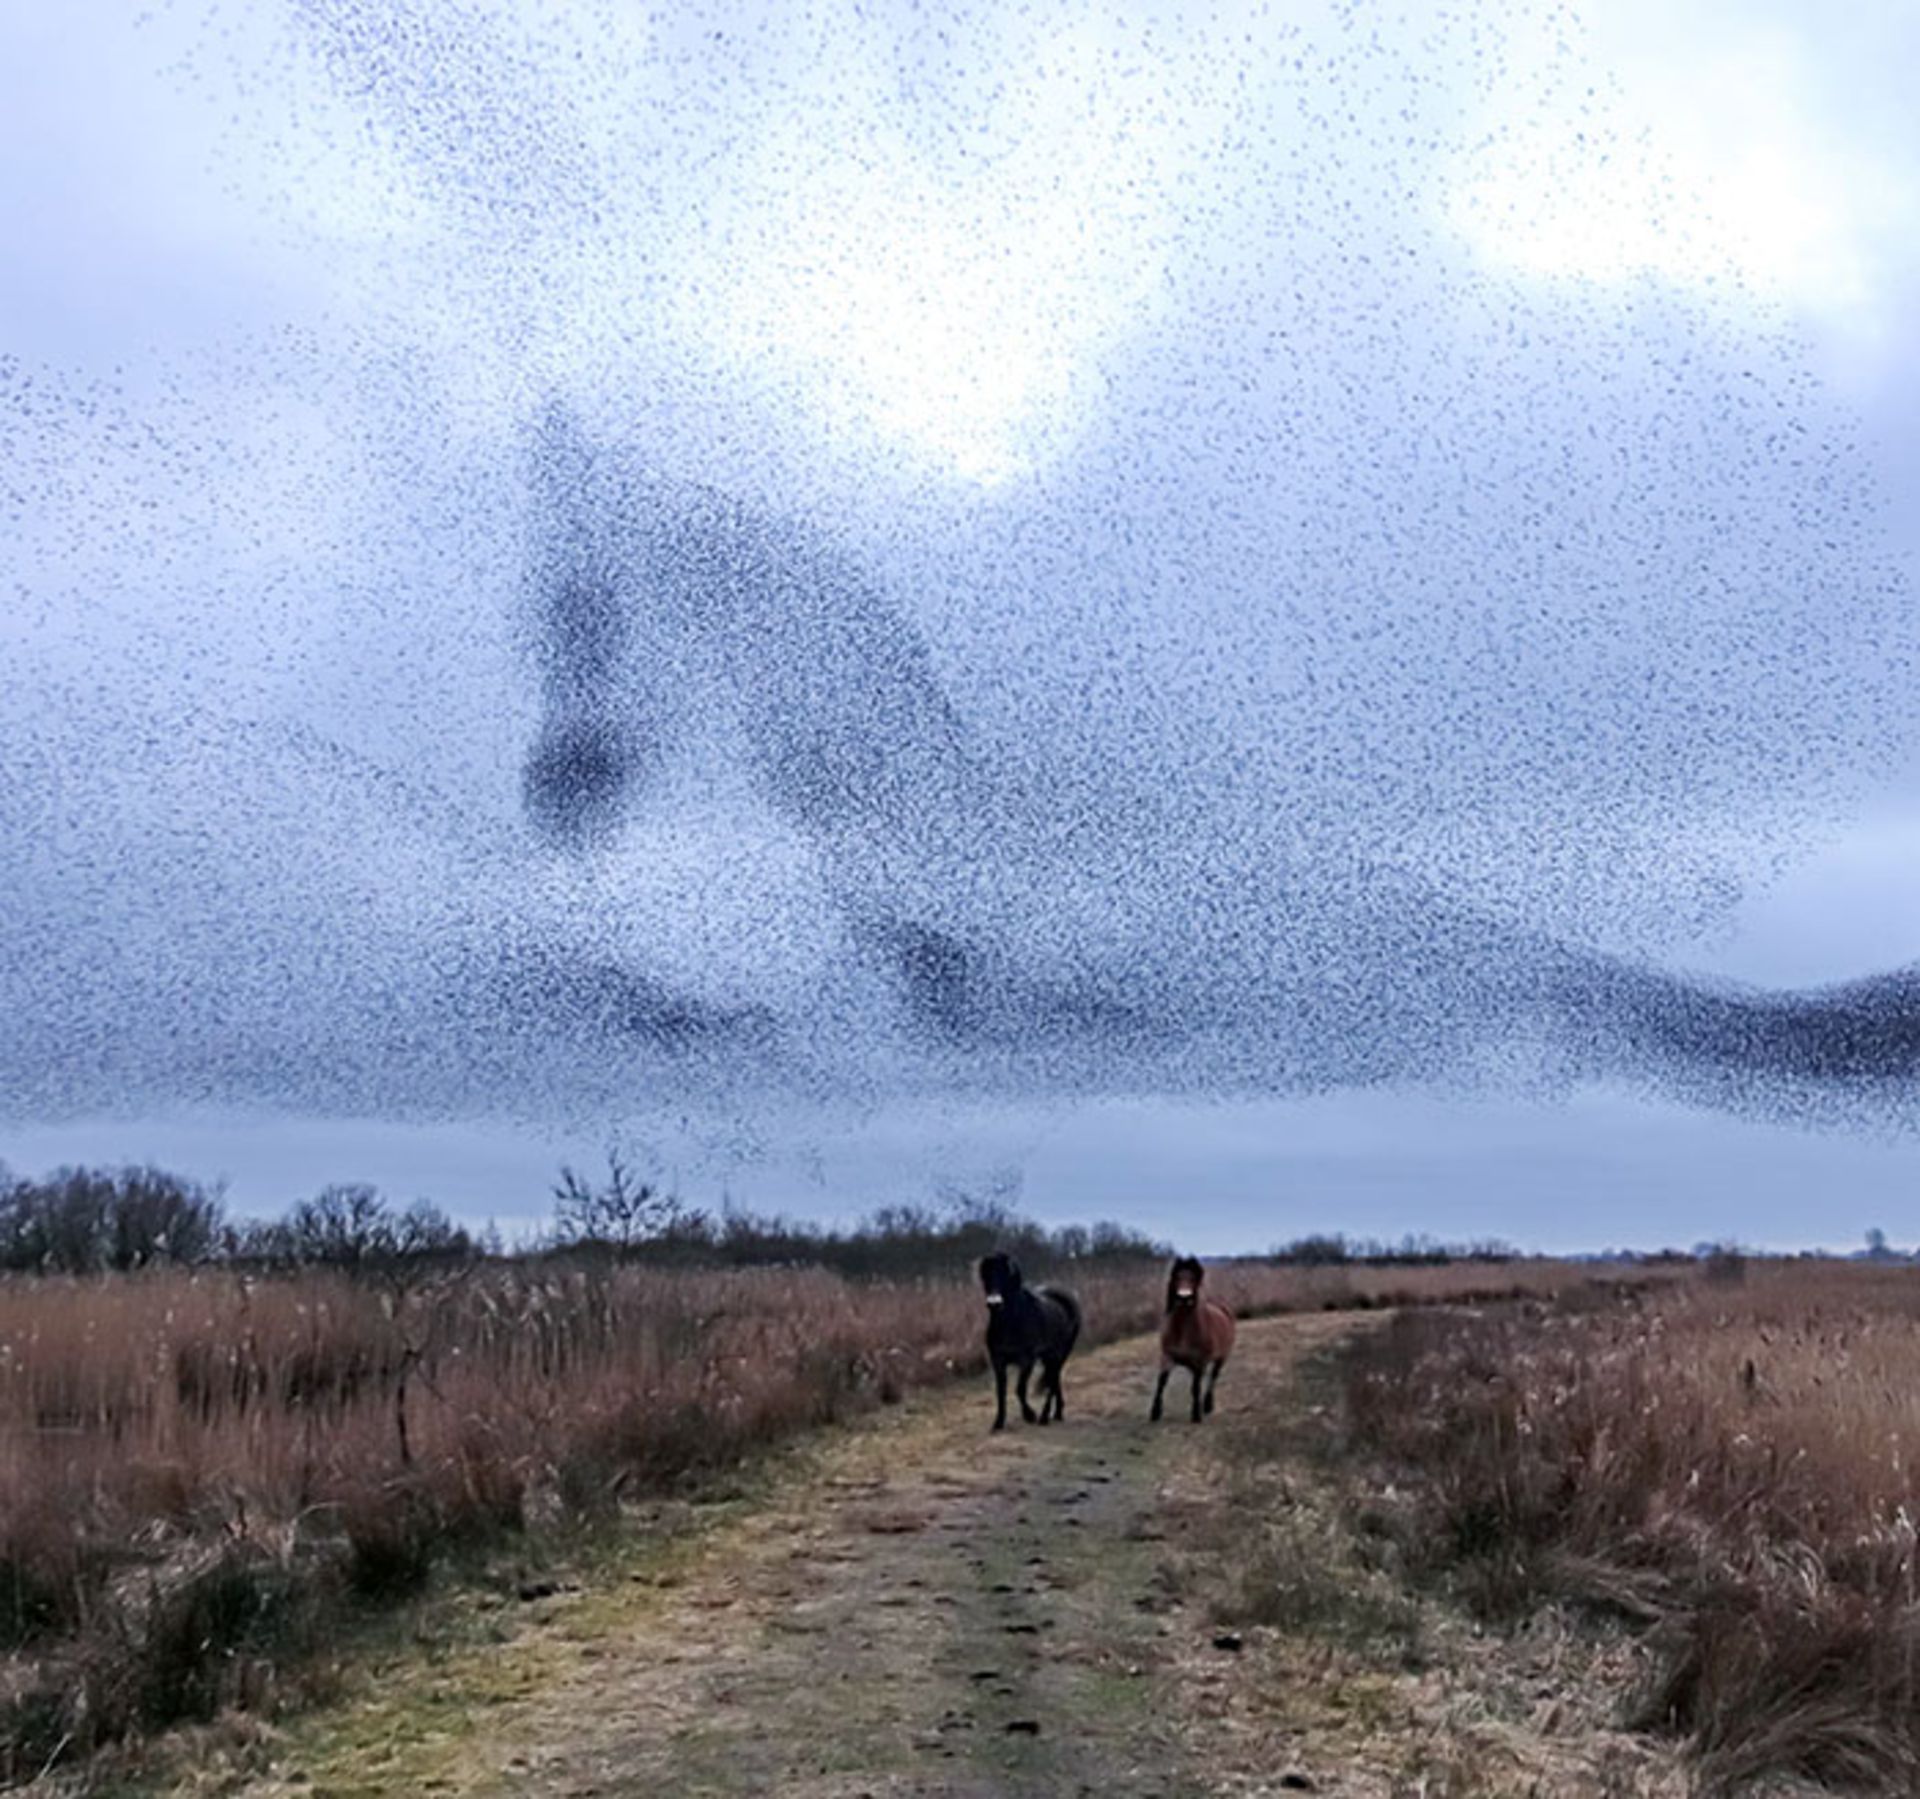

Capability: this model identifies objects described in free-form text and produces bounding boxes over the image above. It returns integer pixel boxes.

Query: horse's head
[1166,1255,1205,1313]
[978,1251,1024,1310]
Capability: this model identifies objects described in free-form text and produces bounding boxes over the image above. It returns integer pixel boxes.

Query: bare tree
[552,1147,685,1251]
[0,1165,227,1272]
[282,1184,394,1271]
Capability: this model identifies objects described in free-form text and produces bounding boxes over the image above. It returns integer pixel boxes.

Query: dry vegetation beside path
[0,1251,1608,1782]
[1342,1260,1920,1794]
[20,1212,1910,1797]
[124,1311,1685,1799]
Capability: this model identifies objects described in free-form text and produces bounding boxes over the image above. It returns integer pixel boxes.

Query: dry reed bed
[0,1252,1599,1777]
[1345,1263,1920,1795]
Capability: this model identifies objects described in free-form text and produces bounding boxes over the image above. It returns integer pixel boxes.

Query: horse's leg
[1049,1359,1066,1422]
[1017,1358,1039,1424]
[1190,1363,1205,1422]
[1151,1364,1169,1421]
[1204,1359,1223,1415]
[992,1356,1009,1432]
[1037,1358,1060,1422]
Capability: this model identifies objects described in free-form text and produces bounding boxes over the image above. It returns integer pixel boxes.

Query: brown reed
[0,1251,1605,1778]
[1344,1261,1920,1794]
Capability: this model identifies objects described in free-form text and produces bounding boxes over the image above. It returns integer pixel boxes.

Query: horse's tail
[1038,1284,1082,1351]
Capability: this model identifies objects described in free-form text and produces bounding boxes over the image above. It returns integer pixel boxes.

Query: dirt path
[177,1314,1682,1798]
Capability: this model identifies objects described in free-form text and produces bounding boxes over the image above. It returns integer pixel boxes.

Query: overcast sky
[3,0,1918,1251]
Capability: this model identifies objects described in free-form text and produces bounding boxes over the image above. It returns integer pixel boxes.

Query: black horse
[978,1252,1082,1431]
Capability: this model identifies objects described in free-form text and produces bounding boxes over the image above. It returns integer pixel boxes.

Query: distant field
[1344,1257,1920,1794]
[0,1248,1608,1780]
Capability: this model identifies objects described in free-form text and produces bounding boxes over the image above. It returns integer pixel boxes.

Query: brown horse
[1151,1254,1236,1423]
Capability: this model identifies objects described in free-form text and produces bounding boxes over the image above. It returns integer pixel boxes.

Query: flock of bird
[2,0,1914,1138]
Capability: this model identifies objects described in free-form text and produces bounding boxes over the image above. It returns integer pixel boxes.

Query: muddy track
[182,1313,1680,1798]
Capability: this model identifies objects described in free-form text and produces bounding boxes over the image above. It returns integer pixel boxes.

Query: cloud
[2,0,1916,1146]
[1446,11,1913,325]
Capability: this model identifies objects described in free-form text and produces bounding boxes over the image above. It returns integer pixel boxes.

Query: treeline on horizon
[0,1153,1189,1281]
[0,1153,1805,1280]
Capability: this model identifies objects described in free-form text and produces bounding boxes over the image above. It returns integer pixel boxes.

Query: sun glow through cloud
[688,26,1182,486]
[1449,19,1905,328]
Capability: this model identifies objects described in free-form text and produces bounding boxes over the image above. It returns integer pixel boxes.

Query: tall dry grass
[1345,1261,1920,1794]
[0,1251,1606,1777]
